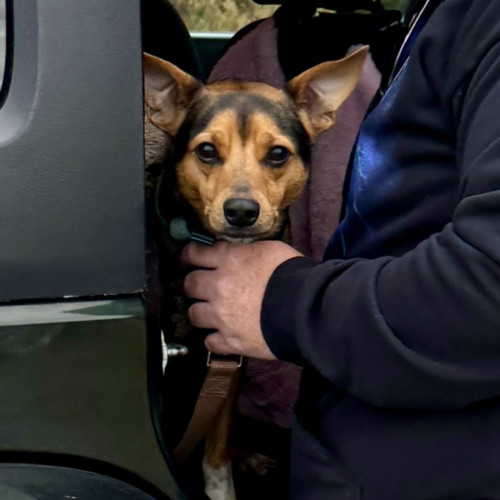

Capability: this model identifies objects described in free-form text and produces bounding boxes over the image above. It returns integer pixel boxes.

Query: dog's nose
[223,198,260,227]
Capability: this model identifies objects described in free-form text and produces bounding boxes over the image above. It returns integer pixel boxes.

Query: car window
[171,0,411,85]
[170,1,410,34]
[382,0,410,12]
[169,0,276,33]
[0,2,5,84]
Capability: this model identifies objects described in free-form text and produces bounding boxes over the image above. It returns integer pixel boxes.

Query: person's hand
[180,240,302,359]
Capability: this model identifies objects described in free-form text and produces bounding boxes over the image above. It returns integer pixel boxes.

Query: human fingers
[186,300,216,330]
[186,294,243,356]
[180,240,230,269]
[183,268,215,302]
[204,332,240,356]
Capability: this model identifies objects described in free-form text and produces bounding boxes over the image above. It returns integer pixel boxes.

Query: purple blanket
[209,17,380,428]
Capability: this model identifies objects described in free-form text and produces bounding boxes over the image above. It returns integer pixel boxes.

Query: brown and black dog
[143,48,367,500]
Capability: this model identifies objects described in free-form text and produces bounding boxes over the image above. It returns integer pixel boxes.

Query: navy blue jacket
[262,0,500,498]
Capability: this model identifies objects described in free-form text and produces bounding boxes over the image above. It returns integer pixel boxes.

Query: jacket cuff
[261,256,317,364]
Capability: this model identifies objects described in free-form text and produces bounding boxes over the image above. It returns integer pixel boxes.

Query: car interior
[0,0,410,499]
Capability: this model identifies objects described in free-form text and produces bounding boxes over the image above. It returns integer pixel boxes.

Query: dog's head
[143,48,367,241]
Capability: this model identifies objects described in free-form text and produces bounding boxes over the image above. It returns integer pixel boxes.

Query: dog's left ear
[286,46,369,141]
[143,53,202,135]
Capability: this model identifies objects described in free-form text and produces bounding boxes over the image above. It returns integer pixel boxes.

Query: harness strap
[173,353,243,461]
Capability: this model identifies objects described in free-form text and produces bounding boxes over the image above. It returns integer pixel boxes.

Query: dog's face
[143,49,367,241]
[172,81,312,241]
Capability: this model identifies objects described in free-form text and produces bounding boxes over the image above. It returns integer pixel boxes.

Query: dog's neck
[154,165,214,254]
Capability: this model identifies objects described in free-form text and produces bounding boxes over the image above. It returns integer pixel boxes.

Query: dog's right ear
[143,53,202,135]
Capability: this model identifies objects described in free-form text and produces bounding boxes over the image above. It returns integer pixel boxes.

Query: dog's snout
[223,198,260,227]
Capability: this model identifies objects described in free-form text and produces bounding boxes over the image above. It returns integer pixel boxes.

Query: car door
[0,1,187,498]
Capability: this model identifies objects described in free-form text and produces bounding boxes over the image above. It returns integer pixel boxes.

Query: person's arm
[262,1,500,410]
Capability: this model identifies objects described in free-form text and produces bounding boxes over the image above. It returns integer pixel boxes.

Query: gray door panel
[0,0,145,301]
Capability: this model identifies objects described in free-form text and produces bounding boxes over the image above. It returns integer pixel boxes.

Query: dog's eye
[195,142,219,164]
[265,146,290,167]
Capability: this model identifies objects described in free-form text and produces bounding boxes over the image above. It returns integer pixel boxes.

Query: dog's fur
[143,48,367,500]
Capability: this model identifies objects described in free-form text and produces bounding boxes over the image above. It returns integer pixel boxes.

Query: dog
[143,47,367,500]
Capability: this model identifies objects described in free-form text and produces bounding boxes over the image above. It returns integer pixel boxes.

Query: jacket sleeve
[261,0,500,410]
